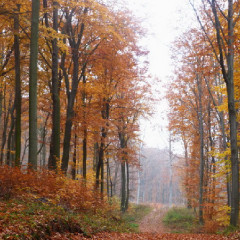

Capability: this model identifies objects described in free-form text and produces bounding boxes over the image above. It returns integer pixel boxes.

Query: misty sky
[126,0,195,153]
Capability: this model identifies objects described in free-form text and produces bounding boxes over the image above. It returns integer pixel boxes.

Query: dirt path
[139,204,170,234]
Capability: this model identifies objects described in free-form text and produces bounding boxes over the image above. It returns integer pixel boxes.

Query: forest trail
[83,204,232,239]
[139,203,170,234]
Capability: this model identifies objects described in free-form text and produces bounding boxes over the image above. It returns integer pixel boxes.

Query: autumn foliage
[166,0,240,230]
[0,166,102,212]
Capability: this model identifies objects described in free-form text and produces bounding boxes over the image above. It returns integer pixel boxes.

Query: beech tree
[28,0,40,169]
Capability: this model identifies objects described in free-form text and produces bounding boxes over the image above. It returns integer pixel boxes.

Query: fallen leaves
[49,232,235,240]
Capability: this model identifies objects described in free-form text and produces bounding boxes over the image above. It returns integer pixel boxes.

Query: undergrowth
[163,207,197,233]
[0,166,140,239]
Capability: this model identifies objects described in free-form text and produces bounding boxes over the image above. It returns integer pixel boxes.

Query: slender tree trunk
[93,142,98,172]
[121,161,126,212]
[14,4,21,167]
[227,80,239,226]
[96,101,109,192]
[0,90,3,123]
[227,1,239,225]
[0,99,12,165]
[197,73,204,225]
[96,131,105,193]
[125,161,129,211]
[208,102,216,218]
[82,74,87,180]
[61,53,78,173]
[72,133,77,180]
[28,0,40,170]
[6,111,15,166]
[49,0,60,170]
[113,162,119,196]
[82,127,87,180]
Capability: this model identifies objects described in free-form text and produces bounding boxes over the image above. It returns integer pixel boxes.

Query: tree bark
[6,109,15,166]
[121,161,126,212]
[48,1,60,170]
[14,4,21,167]
[197,72,204,225]
[72,133,77,180]
[28,0,40,170]
[82,127,87,180]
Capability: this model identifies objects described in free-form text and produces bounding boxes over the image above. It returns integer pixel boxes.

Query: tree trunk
[125,161,129,211]
[61,52,78,173]
[61,105,74,173]
[6,110,15,166]
[197,73,204,225]
[28,0,40,170]
[82,127,87,180]
[14,4,21,167]
[113,161,119,196]
[82,74,87,180]
[72,133,77,180]
[121,161,126,212]
[48,0,60,170]
[96,132,105,193]
[0,99,12,165]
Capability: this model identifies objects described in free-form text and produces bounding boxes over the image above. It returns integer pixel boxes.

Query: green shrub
[163,207,196,233]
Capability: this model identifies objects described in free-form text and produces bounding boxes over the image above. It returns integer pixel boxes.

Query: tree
[28,0,40,169]
[14,4,21,166]
[191,0,239,226]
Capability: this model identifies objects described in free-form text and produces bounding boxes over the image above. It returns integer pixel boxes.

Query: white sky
[126,0,195,153]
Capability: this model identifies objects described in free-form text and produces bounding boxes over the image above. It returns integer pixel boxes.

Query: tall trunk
[6,110,15,166]
[169,134,173,207]
[61,52,78,173]
[121,161,126,212]
[0,90,3,123]
[197,73,204,225]
[61,105,74,173]
[96,101,109,192]
[38,113,49,168]
[227,80,239,226]
[82,127,87,180]
[49,0,60,170]
[125,161,129,211]
[72,133,77,180]
[93,142,98,172]
[28,0,40,170]
[96,131,105,193]
[82,74,87,180]
[113,161,119,196]
[0,99,12,165]
[101,149,104,195]
[227,1,239,226]
[208,102,216,218]
[14,4,21,167]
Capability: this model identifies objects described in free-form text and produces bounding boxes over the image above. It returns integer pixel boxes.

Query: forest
[0,0,240,239]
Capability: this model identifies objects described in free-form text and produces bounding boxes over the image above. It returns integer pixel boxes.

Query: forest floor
[0,167,239,240]
[49,204,240,239]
